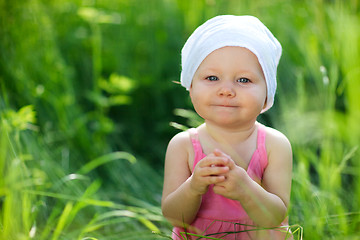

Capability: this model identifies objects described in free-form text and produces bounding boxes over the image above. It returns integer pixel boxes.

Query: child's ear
[262,97,267,110]
[188,82,193,93]
[189,85,195,102]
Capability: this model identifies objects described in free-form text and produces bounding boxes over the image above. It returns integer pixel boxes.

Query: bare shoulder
[262,125,292,157]
[166,130,193,160]
[168,130,192,147]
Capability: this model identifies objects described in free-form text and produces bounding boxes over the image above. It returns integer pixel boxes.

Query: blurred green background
[1,0,359,239]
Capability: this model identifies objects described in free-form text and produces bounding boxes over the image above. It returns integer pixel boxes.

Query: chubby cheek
[190,98,203,117]
[189,87,200,106]
[251,88,267,111]
[189,89,207,118]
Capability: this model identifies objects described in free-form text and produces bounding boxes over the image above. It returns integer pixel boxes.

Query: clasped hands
[189,149,249,200]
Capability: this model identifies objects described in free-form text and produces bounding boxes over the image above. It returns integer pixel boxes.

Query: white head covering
[180,15,282,112]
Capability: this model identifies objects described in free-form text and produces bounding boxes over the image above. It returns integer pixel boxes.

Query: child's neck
[202,121,258,145]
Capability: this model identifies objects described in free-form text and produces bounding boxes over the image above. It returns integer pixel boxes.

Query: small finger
[224,158,236,170]
[213,149,231,158]
[206,166,229,176]
[212,151,236,170]
[199,156,228,168]
[204,175,226,184]
[213,149,224,157]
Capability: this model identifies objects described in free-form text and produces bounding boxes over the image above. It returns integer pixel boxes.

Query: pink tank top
[172,124,271,240]
[189,124,268,221]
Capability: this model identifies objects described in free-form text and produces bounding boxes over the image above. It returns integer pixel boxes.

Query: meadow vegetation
[0,0,359,239]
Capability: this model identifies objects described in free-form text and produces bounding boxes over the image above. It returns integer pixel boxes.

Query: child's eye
[206,76,219,81]
[237,78,250,83]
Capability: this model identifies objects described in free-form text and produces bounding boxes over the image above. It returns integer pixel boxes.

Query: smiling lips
[213,104,238,108]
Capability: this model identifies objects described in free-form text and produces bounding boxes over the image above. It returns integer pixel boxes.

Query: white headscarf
[180,15,282,112]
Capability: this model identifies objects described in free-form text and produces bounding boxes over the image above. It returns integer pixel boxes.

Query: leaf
[77,152,136,175]
[138,217,160,233]
[2,105,37,131]
[51,202,74,240]
[99,74,136,94]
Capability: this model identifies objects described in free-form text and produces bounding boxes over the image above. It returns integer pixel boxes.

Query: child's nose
[218,83,236,97]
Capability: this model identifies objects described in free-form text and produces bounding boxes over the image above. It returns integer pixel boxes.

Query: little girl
[162,15,293,240]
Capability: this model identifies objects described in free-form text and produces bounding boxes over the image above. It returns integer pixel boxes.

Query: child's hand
[189,151,230,195]
[212,149,249,200]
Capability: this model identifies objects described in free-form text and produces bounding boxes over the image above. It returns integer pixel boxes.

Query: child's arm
[213,128,292,227]
[161,131,229,226]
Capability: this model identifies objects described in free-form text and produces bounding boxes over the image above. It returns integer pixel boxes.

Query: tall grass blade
[51,201,74,240]
[77,152,136,175]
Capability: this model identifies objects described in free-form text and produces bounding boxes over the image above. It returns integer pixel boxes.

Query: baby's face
[189,46,267,128]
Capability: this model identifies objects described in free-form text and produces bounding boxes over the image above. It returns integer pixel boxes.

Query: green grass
[0,0,360,239]
[272,1,360,238]
[0,104,169,239]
